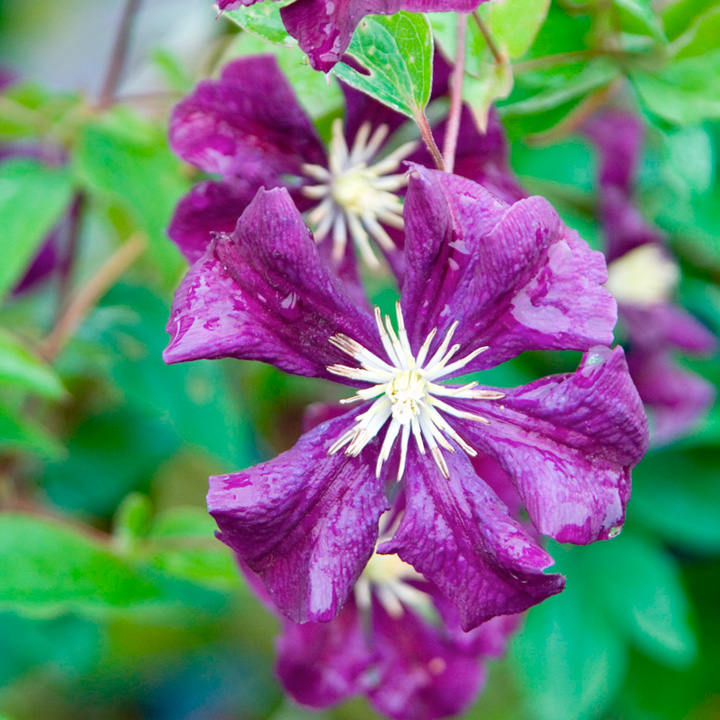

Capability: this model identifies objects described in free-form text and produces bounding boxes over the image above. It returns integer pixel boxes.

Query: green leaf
[230,34,343,122]
[41,409,179,516]
[143,507,241,591]
[632,448,720,553]
[0,514,203,617]
[0,84,80,141]
[72,115,189,286]
[501,60,617,136]
[224,0,294,45]
[333,12,434,119]
[661,0,717,40]
[114,493,153,551]
[669,5,720,58]
[0,158,73,298]
[630,50,720,124]
[0,329,65,399]
[584,533,697,667]
[482,0,551,58]
[512,580,627,720]
[0,403,64,459]
[612,0,667,41]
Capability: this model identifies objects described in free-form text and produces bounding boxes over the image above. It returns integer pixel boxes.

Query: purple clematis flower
[584,110,716,443]
[168,55,525,285]
[164,166,648,629]
[276,548,519,720]
[169,55,417,277]
[216,0,486,72]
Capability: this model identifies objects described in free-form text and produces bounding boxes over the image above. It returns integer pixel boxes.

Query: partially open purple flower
[165,166,648,628]
[217,0,486,72]
[584,110,715,442]
[276,548,519,720]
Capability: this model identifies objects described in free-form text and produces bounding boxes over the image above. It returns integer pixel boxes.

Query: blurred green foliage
[0,0,718,719]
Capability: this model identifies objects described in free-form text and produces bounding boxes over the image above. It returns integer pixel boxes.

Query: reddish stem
[442,13,468,173]
[415,111,445,171]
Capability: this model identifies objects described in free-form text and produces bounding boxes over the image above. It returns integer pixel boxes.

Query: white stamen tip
[327,308,503,481]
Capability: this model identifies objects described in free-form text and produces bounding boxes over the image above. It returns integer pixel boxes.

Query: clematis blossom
[164,166,648,629]
[215,0,486,72]
[168,55,514,283]
[584,110,715,443]
[275,548,520,720]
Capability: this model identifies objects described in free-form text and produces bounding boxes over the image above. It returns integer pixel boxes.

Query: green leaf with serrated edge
[630,51,720,124]
[333,12,434,119]
[230,34,343,122]
[0,403,64,459]
[223,0,294,45]
[0,514,224,618]
[613,0,667,41]
[584,533,697,667]
[0,158,73,298]
[511,576,627,720]
[0,329,65,399]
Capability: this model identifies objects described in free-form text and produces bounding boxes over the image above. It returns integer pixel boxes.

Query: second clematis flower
[584,110,716,443]
[164,166,648,629]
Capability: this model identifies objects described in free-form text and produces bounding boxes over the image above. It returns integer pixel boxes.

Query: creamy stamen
[302,119,416,267]
[327,303,504,480]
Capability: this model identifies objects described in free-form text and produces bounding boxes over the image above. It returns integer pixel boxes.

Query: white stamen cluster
[327,303,504,481]
[605,244,679,306]
[301,119,416,267]
[354,551,429,618]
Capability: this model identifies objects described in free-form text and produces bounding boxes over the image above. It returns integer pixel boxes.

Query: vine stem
[98,0,142,107]
[415,111,445,170]
[40,233,146,362]
[442,13,468,173]
[472,11,505,65]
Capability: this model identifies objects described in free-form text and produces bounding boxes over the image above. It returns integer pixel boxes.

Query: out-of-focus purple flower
[584,110,715,443]
[275,547,519,720]
[1,73,76,295]
[216,0,486,72]
[164,167,648,628]
[168,55,519,285]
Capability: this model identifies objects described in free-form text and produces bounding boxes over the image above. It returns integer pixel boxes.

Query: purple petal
[169,56,325,180]
[276,599,373,706]
[600,190,664,262]
[208,412,389,622]
[164,187,381,379]
[282,0,483,72]
[583,110,644,193]
[368,599,485,720]
[401,167,616,371]
[622,302,716,354]
[458,346,649,544]
[380,449,565,631]
[414,107,526,204]
[628,350,715,444]
[167,180,257,263]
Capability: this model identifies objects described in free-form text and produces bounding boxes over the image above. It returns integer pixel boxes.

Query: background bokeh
[0,1,719,719]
